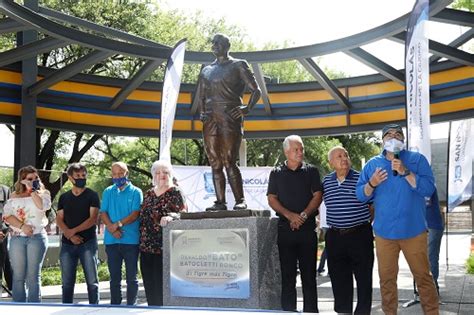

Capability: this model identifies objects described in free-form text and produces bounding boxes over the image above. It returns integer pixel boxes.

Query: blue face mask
[112,177,128,188]
[74,178,87,188]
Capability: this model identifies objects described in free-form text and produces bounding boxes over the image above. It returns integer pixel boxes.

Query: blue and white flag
[159,39,187,162]
[405,0,431,163]
[447,119,473,212]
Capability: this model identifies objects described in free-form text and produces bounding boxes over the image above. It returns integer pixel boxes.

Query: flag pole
[445,121,452,269]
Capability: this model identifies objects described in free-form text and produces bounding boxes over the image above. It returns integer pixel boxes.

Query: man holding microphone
[356,124,439,315]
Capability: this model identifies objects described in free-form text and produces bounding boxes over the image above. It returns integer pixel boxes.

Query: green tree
[452,0,473,11]
[9,0,251,199]
[0,167,14,189]
[3,0,380,199]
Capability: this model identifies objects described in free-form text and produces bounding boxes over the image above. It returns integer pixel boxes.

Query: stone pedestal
[162,214,281,310]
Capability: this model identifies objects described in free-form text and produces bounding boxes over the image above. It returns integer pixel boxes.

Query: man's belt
[330,222,371,235]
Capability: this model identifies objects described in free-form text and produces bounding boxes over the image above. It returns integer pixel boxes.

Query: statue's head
[211,34,230,57]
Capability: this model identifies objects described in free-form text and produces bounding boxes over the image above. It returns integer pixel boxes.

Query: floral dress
[2,194,51,236]
[139,187,184,254]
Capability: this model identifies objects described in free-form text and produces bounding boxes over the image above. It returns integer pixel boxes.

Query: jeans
[105,244,139,305]
[0,232,13,291]
[428,228,444,290]
[60,238,99,304]
[8,233,48,302]
[140,251,163,306]
[317,228,327,274]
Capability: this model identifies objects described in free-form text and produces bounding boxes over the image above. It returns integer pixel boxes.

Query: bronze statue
[197,34,261,211]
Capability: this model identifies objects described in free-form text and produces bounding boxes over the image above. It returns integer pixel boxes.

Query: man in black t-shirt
[267,135,322,313]
[56,163,100,304]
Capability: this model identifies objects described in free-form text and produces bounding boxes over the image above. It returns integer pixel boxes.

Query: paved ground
[1,232,473,314]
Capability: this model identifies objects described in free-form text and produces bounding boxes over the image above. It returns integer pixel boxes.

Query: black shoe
[206,201,227,211]
[233,200,247,210]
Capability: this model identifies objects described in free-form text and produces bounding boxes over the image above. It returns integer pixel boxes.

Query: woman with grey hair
[139,160,186,305]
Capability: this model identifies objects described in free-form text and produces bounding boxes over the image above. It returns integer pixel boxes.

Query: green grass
[41,262,142,286]
[466,254,474,274]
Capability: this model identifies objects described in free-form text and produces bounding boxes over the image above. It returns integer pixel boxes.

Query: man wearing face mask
[56,163,100,304]
[356,124,438,315]
[100,162,143,305]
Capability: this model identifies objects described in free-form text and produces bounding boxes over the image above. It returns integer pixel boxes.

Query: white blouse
[2,194,51,236]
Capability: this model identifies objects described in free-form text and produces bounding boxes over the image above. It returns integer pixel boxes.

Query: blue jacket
[356,150,435,239]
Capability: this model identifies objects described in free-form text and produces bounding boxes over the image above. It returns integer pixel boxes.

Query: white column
[239,139,247,167]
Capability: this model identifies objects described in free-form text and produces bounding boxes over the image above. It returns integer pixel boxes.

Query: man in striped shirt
[323,146,374,314]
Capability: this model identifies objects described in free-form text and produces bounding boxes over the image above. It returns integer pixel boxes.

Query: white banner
[159,39,186,162]
[173,166,272,213]
[447,119,473,212]
[405,0,431,163]
[170,228,249,299]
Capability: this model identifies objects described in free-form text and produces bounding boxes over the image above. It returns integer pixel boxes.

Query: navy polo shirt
[267,162,322,231]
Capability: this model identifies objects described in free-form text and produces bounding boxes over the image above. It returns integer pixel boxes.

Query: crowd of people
[0,160,187,306]
[268,125,442,314]
[0,123,444,314]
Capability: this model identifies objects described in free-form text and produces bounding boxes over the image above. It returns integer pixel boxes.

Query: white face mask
[383,138,405,153]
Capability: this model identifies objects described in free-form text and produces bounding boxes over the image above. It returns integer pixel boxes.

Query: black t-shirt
[58,188,100,245]
[267,162,322,231]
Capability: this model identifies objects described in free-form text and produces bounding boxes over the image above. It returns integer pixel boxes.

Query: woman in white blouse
[2,165,51,302]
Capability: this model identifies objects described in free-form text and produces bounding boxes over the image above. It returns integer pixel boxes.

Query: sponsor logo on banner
[447,119,473,211]
[405,0,431,163]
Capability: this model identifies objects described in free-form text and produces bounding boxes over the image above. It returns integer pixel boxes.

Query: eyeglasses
[25,175,38,181]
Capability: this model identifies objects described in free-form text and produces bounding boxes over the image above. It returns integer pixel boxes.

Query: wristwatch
[117,220,123,228]
[300,212,308,220]
[401,169,411,177]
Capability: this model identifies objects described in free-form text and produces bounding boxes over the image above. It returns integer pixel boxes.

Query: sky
[160,0,467,76]
[0,0,467,167]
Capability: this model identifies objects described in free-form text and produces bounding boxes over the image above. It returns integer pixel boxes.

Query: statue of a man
[197,34,261,211]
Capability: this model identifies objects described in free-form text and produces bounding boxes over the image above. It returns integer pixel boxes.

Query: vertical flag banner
[159,39,187,161]
[405,0,431,163]
[447,119,473,212]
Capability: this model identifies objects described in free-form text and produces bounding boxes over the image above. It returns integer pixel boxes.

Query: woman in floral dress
[139,160,186,306]
[2,165,51,302]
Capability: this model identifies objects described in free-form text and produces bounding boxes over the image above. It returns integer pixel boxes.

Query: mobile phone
[32,179,40,191]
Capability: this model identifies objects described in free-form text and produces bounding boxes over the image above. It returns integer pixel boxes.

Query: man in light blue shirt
[356,124,438,315]
[100,162,143,305]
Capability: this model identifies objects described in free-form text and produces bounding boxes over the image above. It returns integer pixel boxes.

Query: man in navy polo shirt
[100,162,143,305]
[356,124,438,314]
[323,146,373,314]
[267,135,322,313]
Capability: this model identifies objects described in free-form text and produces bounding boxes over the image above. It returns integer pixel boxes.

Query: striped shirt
[323,169,370,229]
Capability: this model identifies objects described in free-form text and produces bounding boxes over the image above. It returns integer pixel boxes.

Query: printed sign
[173,166,272,213]
[170,228,250,299]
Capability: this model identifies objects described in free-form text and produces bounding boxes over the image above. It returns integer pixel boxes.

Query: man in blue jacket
[426,189,444,295]
[356,124,438,315]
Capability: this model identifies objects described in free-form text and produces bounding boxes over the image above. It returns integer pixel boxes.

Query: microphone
[393,148,400,176]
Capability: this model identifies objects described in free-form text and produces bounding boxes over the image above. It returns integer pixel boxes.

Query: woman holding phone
[2,165,51,302]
